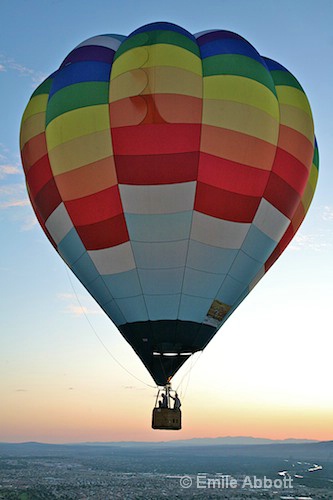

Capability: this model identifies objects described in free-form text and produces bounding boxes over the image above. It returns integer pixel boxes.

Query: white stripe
[253,198,290,242]
[88,242,135,275]
[191,211,250,249]
[45,202,73,245]
[119,182,196,214]
[75,36,123,51]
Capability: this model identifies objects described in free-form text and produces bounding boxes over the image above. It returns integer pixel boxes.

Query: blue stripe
[200,38,264,65]
[264,57,288,72]
[49,61,111,97]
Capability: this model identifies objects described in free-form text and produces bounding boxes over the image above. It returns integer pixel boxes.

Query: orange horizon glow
[1,396,332,444]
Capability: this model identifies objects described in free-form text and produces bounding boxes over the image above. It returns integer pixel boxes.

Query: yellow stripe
[48,130,113,175]
[302,182,315,210]
[204,75,279,120]
[46,105,110,151]
[21,95,48,123]
[20,112,46,149]
[276,86,312,117]
[279,104,314,143]
[307,163,319,192]
[111,44,202,79]
[109,66,202,102]
[109,69,148,102]
[202,99,279,145]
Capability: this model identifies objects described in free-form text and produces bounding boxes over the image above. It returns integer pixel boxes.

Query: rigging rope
[65,268,156,389]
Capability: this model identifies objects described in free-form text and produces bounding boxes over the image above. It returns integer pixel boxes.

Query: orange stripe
[55,156,117,201]
[278,125,314,169]
[200,125,276,171]
[21,133,47,172]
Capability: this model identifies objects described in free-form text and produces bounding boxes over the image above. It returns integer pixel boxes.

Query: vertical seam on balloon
[171,36,206,357]
[190,37,280,349]
[47,47,126,327]
[109,36,167,385]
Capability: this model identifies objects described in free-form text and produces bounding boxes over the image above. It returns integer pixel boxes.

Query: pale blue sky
[1,0,332,442]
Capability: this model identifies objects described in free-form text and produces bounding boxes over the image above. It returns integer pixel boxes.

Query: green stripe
[32,77,53,97]
[46,81,109,125]
[203,54,276,95]
[313,142,319,170]
[114,30,200,60]
[270,70,303,91]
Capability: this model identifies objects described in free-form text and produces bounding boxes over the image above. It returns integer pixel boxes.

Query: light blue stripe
[125,212,192,242]
[57,228,85,266]
[71,251,100,287]
[187,240,238,273]
[87,276,114,306]
[138,268,183,294]
[215,275,247,305]
[145,294,180,320]
[229,251,263,284]
[183,268,225,298]
[179,295,212,322]
[115,296,149,322]
[132,240,188,269]
[102,299,126,326]
[103,269,142,299]
[241,225,277,263]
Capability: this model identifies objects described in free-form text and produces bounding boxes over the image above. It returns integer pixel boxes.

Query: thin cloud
[57,292,102,317]
[0,164,21,179]
[322,206,333,221]
[0,55,46,85]
[0,183,29,209]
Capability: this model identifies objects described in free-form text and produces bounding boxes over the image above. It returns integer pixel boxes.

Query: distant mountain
[1,439,332,462]
[78,436,319,447]
[152,436,319,446]
[0,436,320,448]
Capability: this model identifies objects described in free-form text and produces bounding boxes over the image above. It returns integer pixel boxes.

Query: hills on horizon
[1,436,328,447]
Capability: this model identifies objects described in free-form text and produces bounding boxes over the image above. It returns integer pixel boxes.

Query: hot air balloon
[20,22,318,430]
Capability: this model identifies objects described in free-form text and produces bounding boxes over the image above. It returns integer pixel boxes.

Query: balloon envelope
[20,22,318,386]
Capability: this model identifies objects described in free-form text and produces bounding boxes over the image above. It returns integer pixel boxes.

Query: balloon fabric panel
[20,22,318,386]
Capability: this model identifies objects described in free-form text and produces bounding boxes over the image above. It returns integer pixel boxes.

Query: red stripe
[272,147,309,195]
[198,153,269,197]
[195,182,261,223]
[65,185,123,226]
[34,178,62,222]
[30,194,57,249]
[264,173,300,219]
[111,123,201,155]
[26,154,53,199]
[115,152,199,185]
[76,214,129,250]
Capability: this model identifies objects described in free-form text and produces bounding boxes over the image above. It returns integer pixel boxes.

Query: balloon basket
[152,407,181,430]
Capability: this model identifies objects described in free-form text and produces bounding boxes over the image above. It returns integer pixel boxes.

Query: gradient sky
[1,0,332,443]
